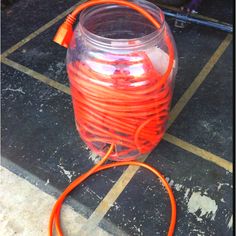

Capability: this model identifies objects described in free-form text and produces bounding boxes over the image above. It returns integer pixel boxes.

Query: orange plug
[53,14,76,48]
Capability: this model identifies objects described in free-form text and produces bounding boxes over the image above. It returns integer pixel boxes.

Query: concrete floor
[0,166,111,236]
[1,0,233,235]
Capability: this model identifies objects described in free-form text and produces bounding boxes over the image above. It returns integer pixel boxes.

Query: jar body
[66,0,178,161]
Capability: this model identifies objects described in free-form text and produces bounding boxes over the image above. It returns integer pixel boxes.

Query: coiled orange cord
[50,1,176,235]
[68,42,174,160]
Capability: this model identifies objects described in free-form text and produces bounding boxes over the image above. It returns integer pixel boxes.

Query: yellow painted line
[0,1,86,59]
[167,34,232,128]
[164,133,233,172]
[1,58,70,95]
[78,157,148,235]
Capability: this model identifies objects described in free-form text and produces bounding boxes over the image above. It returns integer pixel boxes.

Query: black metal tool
[156,3,233,33]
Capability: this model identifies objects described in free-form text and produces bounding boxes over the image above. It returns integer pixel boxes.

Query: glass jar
[66,0,178,161]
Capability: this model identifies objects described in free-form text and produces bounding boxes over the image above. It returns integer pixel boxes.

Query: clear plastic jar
[66,0,178,161]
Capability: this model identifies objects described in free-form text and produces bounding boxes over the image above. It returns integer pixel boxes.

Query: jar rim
[78,0,165,50]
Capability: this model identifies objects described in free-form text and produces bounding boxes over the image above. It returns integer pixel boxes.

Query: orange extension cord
[68,44,173,160]
[50,1,176,235]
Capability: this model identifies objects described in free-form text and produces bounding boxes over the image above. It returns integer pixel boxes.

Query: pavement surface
[1,0,233,235]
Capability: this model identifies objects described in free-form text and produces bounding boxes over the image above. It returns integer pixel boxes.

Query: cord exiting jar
[66,0,178,161]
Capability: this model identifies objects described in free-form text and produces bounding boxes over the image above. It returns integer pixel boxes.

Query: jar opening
[79,0,165,49]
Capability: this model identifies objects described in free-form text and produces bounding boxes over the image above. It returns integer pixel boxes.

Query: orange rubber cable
[50,1,176,235]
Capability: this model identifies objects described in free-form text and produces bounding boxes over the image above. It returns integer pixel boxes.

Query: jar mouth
[79,0,165,50]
